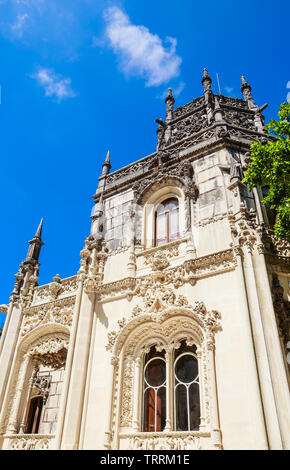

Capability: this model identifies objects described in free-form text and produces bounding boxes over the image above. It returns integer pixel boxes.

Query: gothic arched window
[174,341,200,431]
[142,341,200,433]
[142,347,166,432]
[155,198,179,246]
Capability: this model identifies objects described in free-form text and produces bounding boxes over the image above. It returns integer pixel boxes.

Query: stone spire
[25,218,44,263]
[11,219,43,300]
[165,88,175,121]
[240,75,255,108]
[101,150,111,177]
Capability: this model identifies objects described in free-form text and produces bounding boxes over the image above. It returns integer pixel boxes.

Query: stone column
[0,302,22,412]
[132,356,142,432]
[164,348,172,432]
[7,354,30,434]
[54,277,84,449]
[242,247,282,449]
[232,248,269,448]
[196,347,206,430]
[57,280,96,449]
[207,335,222,449]
[104,356,118,449]
[252,248,290,449]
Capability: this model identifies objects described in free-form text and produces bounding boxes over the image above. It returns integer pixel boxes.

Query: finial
[201,68,212,104]
[240,75,255,108]
[214,96,221,109]
[165,88,175,121]
[213,96,223,122]
[34,218,43,240]
[101,150,111,176]
[165,88,174,103]
[202,68,212,85]
[25,219,44,263]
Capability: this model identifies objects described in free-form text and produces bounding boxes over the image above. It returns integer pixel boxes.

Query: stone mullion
[197,347,206,430]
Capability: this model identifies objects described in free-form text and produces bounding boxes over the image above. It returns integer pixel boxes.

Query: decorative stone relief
[128,433,204,450]
[33,276,78,305]
[272,273,290,352]
[4,434,54,450]
[21,297,75,337]
[29,336,68,369]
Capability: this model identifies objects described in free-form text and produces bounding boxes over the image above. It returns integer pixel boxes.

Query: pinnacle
[34,218,43,239]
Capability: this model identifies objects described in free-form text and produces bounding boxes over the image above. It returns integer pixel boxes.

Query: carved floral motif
[4,434,54,450]
[128,433,204,450]
[21,297,75,337]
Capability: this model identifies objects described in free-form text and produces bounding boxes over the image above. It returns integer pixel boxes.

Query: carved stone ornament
[21,297,75,337]
[29,336,68,368]
[106,297,221,354]
[34,374,52,399]
[132,161,196,205]
[33,276,78,305]
[128,433,204,450]
[229,206,261,254]
[4,434,54,450]
[272,273,290,351]
[105,302,220,445]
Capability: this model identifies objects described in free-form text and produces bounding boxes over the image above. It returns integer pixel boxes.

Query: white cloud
[11,12,29,37]
[32,68,77,101]
[103,6,181,87]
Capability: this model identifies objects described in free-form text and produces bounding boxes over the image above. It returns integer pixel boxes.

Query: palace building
[0,69,289,450]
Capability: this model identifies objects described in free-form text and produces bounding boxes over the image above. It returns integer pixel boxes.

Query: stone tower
[0,70,289,450]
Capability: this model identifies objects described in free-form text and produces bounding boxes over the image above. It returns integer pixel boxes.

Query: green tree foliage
[244,102,290,239]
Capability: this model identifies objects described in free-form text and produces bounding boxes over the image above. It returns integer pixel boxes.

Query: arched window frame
[105,306,222,450]
[142,186,186,249]
[154,198,180,247]
[139,339,202,434]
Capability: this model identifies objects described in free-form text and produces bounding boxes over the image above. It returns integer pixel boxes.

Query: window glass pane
[143,388,155,432]
[156,198,178,214]
[145,359,166,387]
[175,384,188,431]
[175,354,198,383]
[156,213,167,245]
[169,209,179,241]
[174,340,197,360]
[189,383,200,430]
[157,387,166,432]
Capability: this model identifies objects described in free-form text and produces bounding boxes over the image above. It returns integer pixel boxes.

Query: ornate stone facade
[0,71,289,451]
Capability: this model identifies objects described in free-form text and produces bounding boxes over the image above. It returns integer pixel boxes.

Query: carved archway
[105,300,222,450]
[1,327,70,435]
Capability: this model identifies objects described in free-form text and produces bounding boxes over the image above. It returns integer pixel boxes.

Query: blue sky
[0,0,289,322]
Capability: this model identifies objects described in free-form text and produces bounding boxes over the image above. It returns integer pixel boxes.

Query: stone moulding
[94,248,236,303]
[136,237,187,258]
